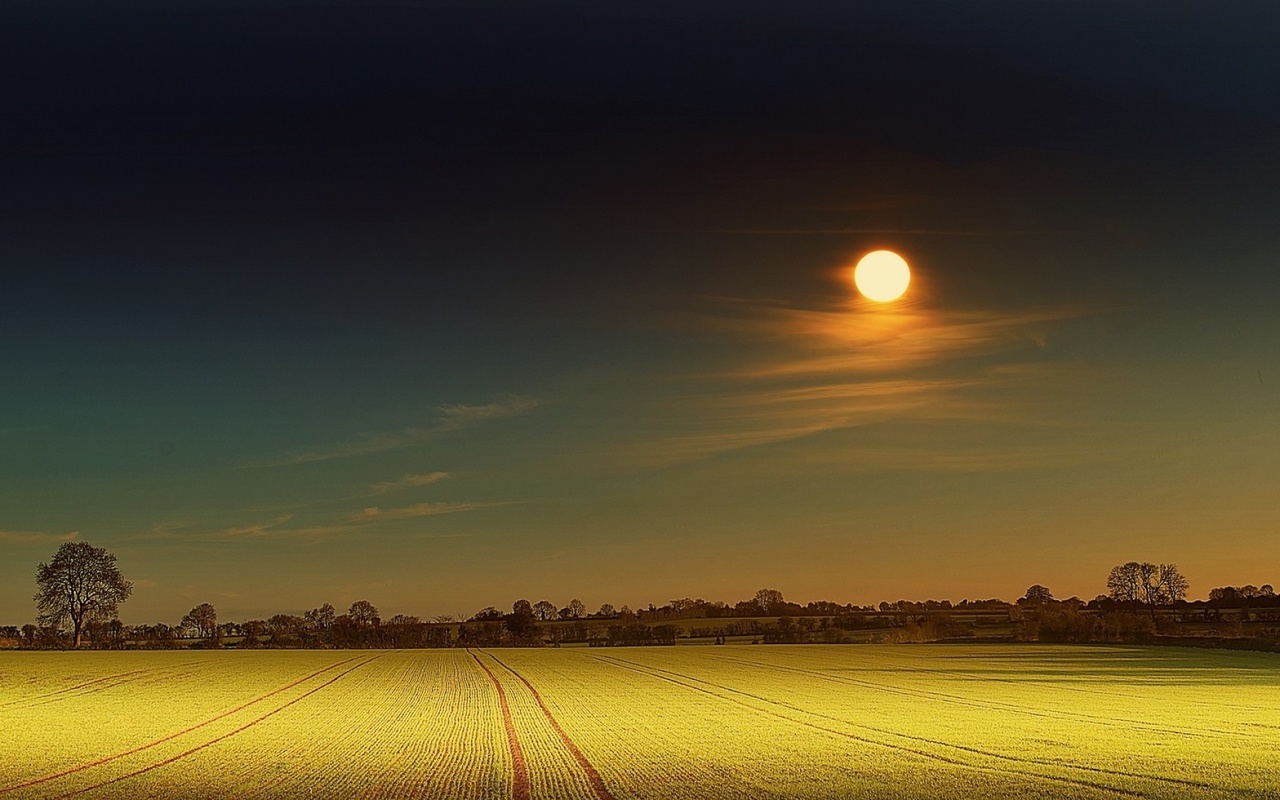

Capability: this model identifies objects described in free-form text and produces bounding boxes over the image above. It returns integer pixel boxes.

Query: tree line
[7,541,1276,651]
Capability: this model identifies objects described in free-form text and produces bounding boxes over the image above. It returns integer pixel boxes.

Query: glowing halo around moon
[853,250,911,302]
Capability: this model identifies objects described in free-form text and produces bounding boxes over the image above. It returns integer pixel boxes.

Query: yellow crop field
[0,645,1276,799]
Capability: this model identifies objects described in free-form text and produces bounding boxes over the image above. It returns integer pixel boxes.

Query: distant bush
[1098,612,1156,642]
[1033,608,1096,642]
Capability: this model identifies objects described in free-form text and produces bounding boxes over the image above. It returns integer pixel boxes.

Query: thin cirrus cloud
[350,501,508,522]
[242,396,538,468]
[135,500,506,544]
[219,515,294,538]
[703,302,1079,378]
[631,298,1092,466]
[369,471,450,495]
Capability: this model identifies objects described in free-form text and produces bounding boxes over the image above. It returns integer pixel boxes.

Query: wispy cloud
[220,515,293,538]
[242,395,538,468]
[0,529,80,544]
[351,501,505,521]
[702,303,1077,378]
[436,396,539,430]
[131,500,513,544]
[369,471,450,495]
[632,299,1094,465]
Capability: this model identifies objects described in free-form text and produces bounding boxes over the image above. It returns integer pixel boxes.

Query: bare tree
[268,613,304,635]
[348,600,379,627]
[1107,562,1144,614]
[305,603,336,632]
[597,603,616,617]
[1109,561,1188,621]
[1156,564,1189,611]
[181,603,218,639]
[754,588,784,614]
[1020,585,1054,605]
[532,600,556,621]
[669,597,696,614]
[1134,562,1162,619]
[35,541,133,648]
[567,598,586,619]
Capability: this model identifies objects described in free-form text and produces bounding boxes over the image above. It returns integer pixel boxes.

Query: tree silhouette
[1107,562,1144,614]
[182,603,218,639]
[1020,585,1054,605]
[34,541,133,648]
[1108,561,1188,620]
[1156,564,1189,613]
[533,600,557,621]
[754,588,784,614]
[349,600,379,627]
[305,603,336,632]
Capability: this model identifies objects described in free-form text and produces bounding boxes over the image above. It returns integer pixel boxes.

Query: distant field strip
[1,645,1277,799]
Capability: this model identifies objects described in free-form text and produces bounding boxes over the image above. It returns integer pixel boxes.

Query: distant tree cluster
[13,542,1278,652]
[1207,584,1276,604]
[1106,562,1189,619]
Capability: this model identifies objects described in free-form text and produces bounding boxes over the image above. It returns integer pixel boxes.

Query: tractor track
[0,663,201,712]
[0,654,372,796]
[485,651,616,800]
[592,653,1167,799]
[710,652,1262,743]
[468,650,531,800]
[47,652,387,799]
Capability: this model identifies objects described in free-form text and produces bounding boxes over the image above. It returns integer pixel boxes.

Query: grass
[0,645,1276,799]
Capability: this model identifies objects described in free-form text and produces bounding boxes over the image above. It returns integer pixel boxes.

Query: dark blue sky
[2,2,1277,621]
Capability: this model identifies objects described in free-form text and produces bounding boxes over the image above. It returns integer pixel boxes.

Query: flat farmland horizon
[1,644,1277,799]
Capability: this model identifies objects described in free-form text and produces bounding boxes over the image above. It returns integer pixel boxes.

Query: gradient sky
[3,2,1278,624]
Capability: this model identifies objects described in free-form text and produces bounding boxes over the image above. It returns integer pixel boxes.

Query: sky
[2,2,1278,624]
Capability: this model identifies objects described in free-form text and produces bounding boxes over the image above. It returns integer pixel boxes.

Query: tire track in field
[908,659,1272,715]
[701,654,1226,793]
[772,650,1274,739]
[592,654,1150,799]
[484,652,616,800]
[47,652,386,800]
[835,647,1271,715]
[710,652,1253,743]
[14,669,205,713]
[468,650,531,800]
[0,654,368,796]
[0,669,151,710]
[0,663,199,711]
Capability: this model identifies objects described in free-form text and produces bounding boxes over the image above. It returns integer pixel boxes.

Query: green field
[1,645,1276,799]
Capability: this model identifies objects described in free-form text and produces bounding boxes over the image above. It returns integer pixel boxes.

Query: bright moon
[853,250,911,302]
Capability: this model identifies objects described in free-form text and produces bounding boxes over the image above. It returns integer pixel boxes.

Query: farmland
[0,645,1276,799]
